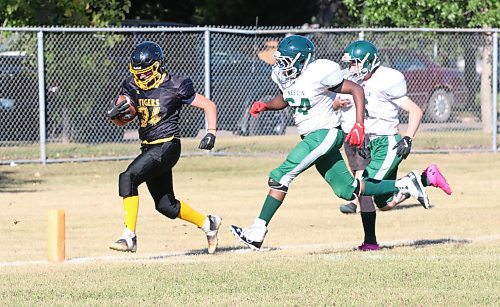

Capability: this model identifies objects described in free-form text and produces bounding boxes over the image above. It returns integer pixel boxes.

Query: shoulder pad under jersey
[374,66,407,99]
[312,59,343,88]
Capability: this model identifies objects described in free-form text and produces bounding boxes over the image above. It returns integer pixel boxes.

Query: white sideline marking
[1,234,499,267]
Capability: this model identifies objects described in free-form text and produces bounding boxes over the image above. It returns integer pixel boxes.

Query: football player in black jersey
[107,41,221,254]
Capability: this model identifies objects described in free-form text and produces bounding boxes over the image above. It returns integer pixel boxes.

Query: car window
[391,53,427,72]
[381,50,429,72]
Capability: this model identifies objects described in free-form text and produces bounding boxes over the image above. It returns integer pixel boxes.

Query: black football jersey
[120,74,196,140]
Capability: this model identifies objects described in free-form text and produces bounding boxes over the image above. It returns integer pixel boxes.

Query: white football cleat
[230,218,268,250]
[396,170,430,209]
[109,228,137,253]
[202,215,222,254]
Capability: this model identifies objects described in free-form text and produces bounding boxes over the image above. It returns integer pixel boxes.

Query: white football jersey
[362,66,409,135]
[337,93,356,133]
[271,59,343,135]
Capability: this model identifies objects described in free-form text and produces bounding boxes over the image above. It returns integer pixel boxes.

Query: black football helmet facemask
[129,41,168,90]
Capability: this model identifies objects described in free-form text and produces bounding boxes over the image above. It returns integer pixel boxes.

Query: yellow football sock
[178,200,206,228]
[123,196,139,232]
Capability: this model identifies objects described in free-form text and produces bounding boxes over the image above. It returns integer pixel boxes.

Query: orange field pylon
[48,209,65,263]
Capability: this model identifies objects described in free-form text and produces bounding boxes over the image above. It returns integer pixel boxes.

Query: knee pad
[268,177,288,193]
[156,194,180,219]
[119,171,138,197]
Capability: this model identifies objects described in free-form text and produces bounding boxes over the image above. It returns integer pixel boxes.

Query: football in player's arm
[106,41,221,254]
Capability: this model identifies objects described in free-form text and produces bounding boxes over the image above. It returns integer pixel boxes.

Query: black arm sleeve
[328,80,345,93]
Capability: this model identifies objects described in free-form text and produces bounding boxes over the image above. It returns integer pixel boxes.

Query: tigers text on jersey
[272,59,343,136]
[362,66,409,136]
[120,74,196,141]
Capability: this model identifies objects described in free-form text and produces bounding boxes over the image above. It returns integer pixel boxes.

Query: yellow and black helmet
[129,41,167,90]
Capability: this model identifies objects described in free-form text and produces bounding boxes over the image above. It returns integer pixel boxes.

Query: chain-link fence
[0,27,498,163]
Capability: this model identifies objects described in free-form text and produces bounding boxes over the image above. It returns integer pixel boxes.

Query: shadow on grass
[391,203,422,210]
[142,246,280,260]
[339,203,425,215]
[155,238,473,259]
[65,238,474,263]
[311,238,472,256]
[382,238,472,250]
[0,170,41,193]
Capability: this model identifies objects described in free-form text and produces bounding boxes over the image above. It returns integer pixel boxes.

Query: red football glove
[249,101,268,118]
[345,123,365,148]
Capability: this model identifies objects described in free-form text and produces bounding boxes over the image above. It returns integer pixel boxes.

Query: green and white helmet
[341,40,380,81]
[273,35,315,87]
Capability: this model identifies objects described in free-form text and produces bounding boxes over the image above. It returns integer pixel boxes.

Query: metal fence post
[203,29,212,154]
[204,29,211,101]
[203,29,211,136]
[37,31,47,164]
[492,31,498,152]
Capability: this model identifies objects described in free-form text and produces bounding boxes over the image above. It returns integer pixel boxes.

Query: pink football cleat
[424,164,452,195]
[358,243,381,251]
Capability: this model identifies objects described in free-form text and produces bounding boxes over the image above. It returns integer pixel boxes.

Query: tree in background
[127,0,319,26]
[311,0,354,27]
[0,0,131,26]
[343,0,500,132]
[0,0,132,143]
[0,0,347,27]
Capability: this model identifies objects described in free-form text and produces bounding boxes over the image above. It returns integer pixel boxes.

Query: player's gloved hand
[199,133,216,150]
[357,141,369,159]
[345,123,365,148]
[249,101,267,118]
[107,99,130,120]
[393,136,412,159]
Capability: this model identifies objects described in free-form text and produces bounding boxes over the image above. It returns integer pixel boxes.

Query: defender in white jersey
[339,40,453,251]
[230,35,433,250]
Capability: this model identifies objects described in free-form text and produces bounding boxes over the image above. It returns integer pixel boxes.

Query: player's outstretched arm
[264,94,288,110]
[334,80,365,124]
[192,93,217,150]
[332,80,365,147]
[191,93,217,131]
[399,98,423,139]
[250,94,287,118]
[392,98,423,159]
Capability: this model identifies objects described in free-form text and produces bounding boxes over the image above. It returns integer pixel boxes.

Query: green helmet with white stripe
[273,35,315,87]
[342,40,380,81]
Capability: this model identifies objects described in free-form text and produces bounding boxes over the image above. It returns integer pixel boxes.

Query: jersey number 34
[138,106,161,127]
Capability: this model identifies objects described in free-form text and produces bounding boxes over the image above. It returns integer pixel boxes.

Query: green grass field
[1,153,499,305]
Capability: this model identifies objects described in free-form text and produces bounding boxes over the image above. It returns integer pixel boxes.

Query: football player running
[107,41,221,254]
[338,40,452,251]
[230,35,433,250]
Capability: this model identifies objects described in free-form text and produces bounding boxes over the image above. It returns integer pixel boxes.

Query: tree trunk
[462,41,477,109]
[481,32,493,134]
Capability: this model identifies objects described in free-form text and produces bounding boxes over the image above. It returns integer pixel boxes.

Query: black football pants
[118,138,182,219]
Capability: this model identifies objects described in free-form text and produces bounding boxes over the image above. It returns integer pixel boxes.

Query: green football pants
[269,128,356,201]
[364,134,403,207]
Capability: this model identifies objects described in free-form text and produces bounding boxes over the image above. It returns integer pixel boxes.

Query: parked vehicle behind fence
[236,46,472,136]
[381,48,470,123]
